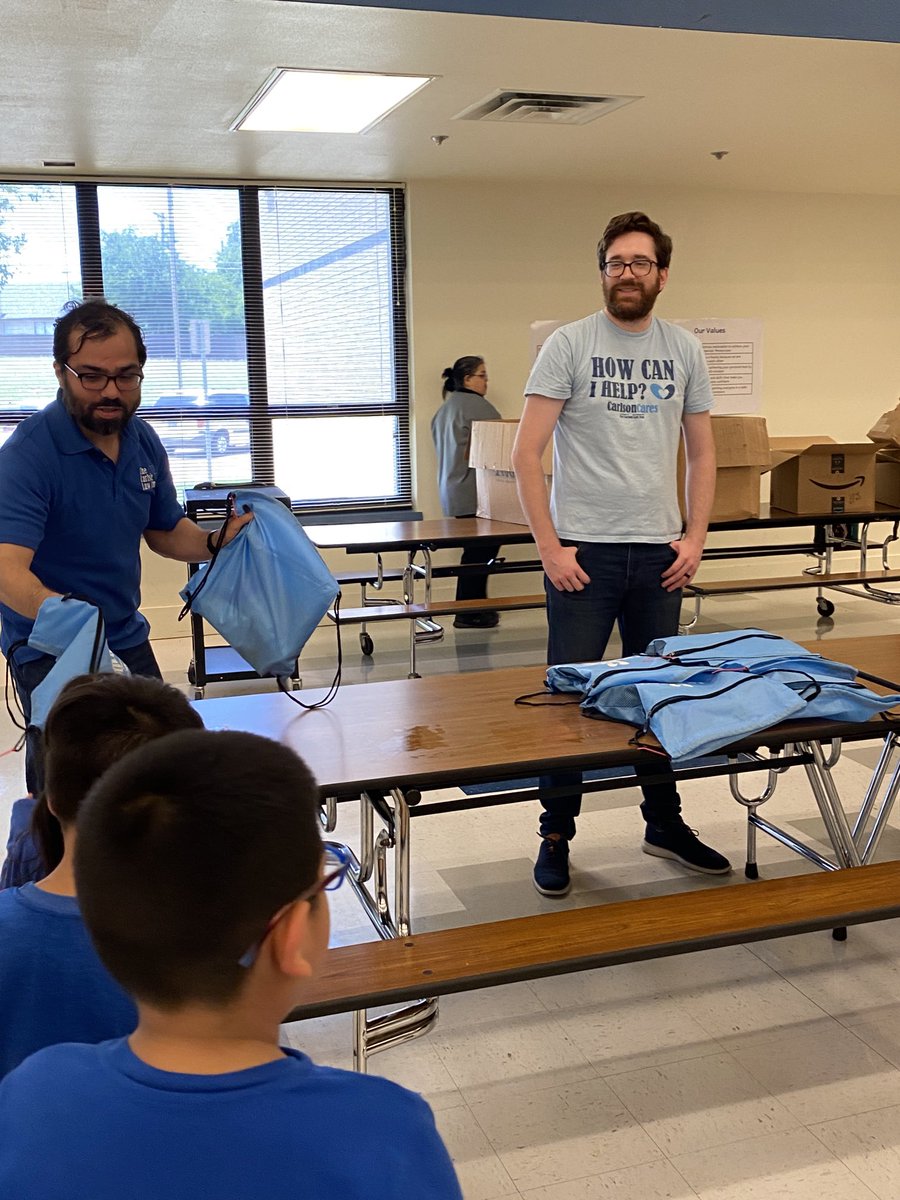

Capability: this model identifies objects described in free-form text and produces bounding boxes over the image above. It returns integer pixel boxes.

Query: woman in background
[432,356,502,628]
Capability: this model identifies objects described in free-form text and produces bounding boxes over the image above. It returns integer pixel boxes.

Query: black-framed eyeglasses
[238,844,352,969]
[600,259,658,278]
[62,363,144,392]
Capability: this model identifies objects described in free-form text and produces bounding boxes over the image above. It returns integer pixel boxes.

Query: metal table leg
[323,786,436,1072]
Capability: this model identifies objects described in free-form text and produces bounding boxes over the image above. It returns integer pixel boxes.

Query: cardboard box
[768,437,876,514]
[470,420,552,525]
[876,459,900,507]
[678,414,770,521]
[866,403,900,507]
[867,402,900,448]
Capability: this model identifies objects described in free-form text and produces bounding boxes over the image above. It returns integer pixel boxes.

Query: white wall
[143,180,900,637]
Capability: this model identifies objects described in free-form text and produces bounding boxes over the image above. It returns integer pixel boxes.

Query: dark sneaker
[533,834,571,896]
[642,821,731,875]
[453,611,500,629]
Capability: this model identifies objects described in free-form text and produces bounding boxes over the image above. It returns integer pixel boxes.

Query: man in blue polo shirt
[0,299,251,794]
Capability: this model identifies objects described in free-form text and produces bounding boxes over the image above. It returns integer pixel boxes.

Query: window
[259,188,410,504]
[0,183,82,448]
[0,180,410,511]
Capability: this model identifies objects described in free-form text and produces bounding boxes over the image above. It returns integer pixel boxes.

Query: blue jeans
[9,639,162,797]
[539,541,684,839]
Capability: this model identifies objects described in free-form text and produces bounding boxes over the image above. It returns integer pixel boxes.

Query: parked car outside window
[145,390,251,456]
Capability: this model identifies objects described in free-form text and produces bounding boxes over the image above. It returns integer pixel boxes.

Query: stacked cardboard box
[469,420,552,525]
[474,415,773,526]
[679,414,770,521]
[867,402,900,507]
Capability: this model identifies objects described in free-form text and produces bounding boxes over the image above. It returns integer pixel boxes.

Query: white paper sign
[673,318,763,414]
[530,320,565,362]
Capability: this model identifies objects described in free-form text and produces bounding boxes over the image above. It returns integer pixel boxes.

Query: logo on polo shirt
[139,466,157,492]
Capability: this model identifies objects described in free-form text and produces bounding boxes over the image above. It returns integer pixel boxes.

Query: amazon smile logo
[810,475,866,491]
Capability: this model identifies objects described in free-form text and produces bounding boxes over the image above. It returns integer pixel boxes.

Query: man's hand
[662,535,704,592]
[542,544,591,592]
[221,507,254,547]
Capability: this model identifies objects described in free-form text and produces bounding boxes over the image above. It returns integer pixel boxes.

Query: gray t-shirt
[431,390,501,516]
[524,311,714,543]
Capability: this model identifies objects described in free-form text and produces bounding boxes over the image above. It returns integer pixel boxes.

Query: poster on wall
[673,318,763,414]
[529,320,565,362]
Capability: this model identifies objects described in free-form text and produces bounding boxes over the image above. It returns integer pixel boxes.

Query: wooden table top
[308,517,535,553]
[195,635,900,799]
[307,508,900,552]
[708,504,900,532]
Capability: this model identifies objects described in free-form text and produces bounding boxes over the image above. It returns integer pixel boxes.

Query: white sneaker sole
[642,840,732,876]
[533,876,572,897]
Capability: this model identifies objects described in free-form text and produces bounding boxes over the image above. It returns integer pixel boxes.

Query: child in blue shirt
[0,672,203,1078]
[0,729,462,1200]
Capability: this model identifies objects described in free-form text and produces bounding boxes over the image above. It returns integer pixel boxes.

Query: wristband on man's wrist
[206,531,219,557]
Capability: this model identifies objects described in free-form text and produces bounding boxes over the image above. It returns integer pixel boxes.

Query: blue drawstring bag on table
[644,628,820,666]
[547,655,709,698]
[602,672,809,762]
[179,489,339,691]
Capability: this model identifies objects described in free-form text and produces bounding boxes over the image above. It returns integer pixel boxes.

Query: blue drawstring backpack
[27,596,120,730]
[547,655,705,697]
[542,630,900,763]
[644,628,819,665]
[180,489,339,682]
[611,672,809,762]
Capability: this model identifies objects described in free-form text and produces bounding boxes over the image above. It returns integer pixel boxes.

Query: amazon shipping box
[769,437,876,514]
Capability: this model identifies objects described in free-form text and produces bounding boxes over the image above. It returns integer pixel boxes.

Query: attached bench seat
[286,861,900,1022]
[686,567,900,598]
[334,566,407,588]
[334,560,543,588]
[330,593,547,625]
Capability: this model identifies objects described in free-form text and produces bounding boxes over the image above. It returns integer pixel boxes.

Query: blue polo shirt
[0,395,184,661]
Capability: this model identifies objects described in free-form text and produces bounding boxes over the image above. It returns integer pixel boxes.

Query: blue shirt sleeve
[141,429,186,532]
[0,436,53,551]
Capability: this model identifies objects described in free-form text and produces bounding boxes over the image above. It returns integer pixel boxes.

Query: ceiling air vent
[453,89,639,126]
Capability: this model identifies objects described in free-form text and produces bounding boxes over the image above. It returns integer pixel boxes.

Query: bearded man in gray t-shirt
[512,211,731,897]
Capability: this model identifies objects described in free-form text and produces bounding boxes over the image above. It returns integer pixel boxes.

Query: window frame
[0,178,412,516]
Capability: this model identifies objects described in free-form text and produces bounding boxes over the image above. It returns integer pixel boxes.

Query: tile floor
[4,586,900,1197]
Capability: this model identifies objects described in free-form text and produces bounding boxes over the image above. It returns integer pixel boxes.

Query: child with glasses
[0,729,462,1200]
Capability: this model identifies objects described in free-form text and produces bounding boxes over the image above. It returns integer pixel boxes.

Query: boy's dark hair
[441,356,484,398]
[75,730,323,1009]
[53,298,147,367]
[597,211,673,271]
[33,673,203,872]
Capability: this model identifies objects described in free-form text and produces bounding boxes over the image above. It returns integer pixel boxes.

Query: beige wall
[145,180,900,636]
[408,180,900,520]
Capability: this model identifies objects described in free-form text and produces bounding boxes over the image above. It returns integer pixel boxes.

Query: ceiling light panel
[232,68,435,134]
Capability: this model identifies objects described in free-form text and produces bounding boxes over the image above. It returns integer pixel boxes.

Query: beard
[61,381,140,437]
[603,276,662,323]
